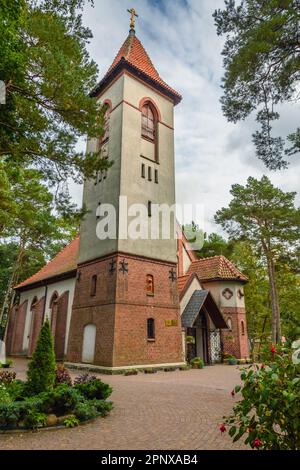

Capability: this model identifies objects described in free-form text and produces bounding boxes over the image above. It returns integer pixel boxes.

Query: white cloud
[70,0,300,236]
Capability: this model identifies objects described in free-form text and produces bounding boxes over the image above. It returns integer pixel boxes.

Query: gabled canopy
[181,290,228,329]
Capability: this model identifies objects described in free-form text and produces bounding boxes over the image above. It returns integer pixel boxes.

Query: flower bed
[0,321,113,432]
[0,368,113,431]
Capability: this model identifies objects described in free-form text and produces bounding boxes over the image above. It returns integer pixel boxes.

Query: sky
[70,0,300,235]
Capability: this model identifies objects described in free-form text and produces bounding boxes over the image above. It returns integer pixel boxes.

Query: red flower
[261,364,265,369]
[271,345,276,354]
[231,390,235,397]
[252,438,263,449]
[219,424,226,433]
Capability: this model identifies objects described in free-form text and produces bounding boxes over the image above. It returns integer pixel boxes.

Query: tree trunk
[0,238,25,327]
[266,256,281,344]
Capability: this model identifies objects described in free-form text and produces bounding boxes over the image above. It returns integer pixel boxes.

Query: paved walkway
[0,359,246,450]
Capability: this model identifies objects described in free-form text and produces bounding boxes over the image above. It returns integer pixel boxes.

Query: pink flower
[252,438,263,449]
[219,424,226,433]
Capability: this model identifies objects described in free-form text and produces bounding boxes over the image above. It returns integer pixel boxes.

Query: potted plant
[228,356,238,365]
[0,359,13,369]
[190,357,204,369]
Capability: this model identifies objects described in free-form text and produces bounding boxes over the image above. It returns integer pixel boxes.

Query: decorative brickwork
[67,253,183,367]
[221,307,249,359]
[28,297,45,357]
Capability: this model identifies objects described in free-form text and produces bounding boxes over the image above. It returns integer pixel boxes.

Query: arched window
[147,318,155,340]
[141,103,156,141]
[146,274,154,295]
[100,102,111,145]
[227,317,232,331]
[30,296,38,310]
[241,320,245,336]
[90,275,97,297]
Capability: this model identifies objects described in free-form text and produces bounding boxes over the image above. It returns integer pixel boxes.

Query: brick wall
[221,307,249,359]
[28,297,45,357]
[54,291,69,360]
[67,253,183,367]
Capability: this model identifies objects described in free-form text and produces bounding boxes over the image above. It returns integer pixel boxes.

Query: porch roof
[181,290,228,329]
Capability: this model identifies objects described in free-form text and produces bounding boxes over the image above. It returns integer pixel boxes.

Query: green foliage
[197,232,235,259]
[0,370,16,383]
[23,410,47,429]
[74,378,112,400]
[213,0,300,169]
[64,415,79,428]
[1,0,108,184]
[190,357,205,369]
[26,319,56,395]
[224,343,300,449]
[215,176,300,343]
[55,365,72,386]
[0,384,12,404]
[40,384,84,416]
[73,401,98,421]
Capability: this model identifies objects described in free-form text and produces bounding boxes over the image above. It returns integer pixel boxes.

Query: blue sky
[70,0,300,235]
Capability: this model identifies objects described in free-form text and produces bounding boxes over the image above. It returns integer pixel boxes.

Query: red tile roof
[177,275,190,296]
[101,33,181,103]
[188,256,248,283]
[15,237,80,290]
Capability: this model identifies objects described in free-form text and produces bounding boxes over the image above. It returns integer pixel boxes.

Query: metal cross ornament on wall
[109,259,116,274]
[169,269,177,282]
[119,259,129,274]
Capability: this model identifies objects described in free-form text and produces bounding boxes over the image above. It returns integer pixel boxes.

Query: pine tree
[26,319,56,394]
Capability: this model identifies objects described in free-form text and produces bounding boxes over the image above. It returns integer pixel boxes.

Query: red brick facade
[67,253,183,367]
[5,301,28,355]
[54,291,69,360]
[221,307,249,359]
[28,297,45,357]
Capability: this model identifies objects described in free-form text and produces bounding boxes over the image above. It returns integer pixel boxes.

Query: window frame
[90,275,97,297]
[146,274,154,296]
[147,318,155,341]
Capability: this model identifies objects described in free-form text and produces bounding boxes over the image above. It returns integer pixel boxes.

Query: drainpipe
[42,285,48,323]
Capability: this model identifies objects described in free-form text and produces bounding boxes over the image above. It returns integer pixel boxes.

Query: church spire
[127,8,138,36]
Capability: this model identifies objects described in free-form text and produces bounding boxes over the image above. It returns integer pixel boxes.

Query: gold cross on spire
[127,8,138,30]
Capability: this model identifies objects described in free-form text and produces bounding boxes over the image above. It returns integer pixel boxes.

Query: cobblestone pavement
[0,359,247,450]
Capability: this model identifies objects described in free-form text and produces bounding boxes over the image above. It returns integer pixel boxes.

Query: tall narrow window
[154,169,158,184]
[147,318,155,340]
[101,105,111,143]
[146,274,154,296]
[148,201,152,217]
[90,275,97,297]
[141,104,156,141]
[141,163,145,178]
[148,166,152,181]
[241,320,245,336]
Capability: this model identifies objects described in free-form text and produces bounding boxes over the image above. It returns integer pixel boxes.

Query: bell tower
[66,11,184,370]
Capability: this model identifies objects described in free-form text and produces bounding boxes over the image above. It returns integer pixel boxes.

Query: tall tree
[0,0,109,188]
[215,176,300,343]
[213,0,300,169]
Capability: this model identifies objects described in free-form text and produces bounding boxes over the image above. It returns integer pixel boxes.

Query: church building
[5,12,250,371]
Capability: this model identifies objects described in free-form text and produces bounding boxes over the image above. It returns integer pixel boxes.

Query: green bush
[90,399,113,417]
[223,342,300,450]
[6,380,26,401]
[74,379,112,400]
[40,384,84,416]
[74,401,98,421]
[0,384,12,404]
[190,357,204,369]
[26,320,56,395]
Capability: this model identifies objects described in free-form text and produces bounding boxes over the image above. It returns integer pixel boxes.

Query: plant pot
[228,359,238,366]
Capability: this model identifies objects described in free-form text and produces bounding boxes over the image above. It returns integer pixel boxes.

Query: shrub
[190,357,204,369]
[74,379,112,400]
[40,384,84,416]
[55,365,72,386]
[0,370,16,384]
[64,415,79,428]
[23,410,47,429]
[123,369,138,376]
[26,320,56,395]
[223,343,300,450]
[73,373,97,385]
[0,384,11,404]
[6,380,26,401]
[90,399,113,417]
[74,401,98,421]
